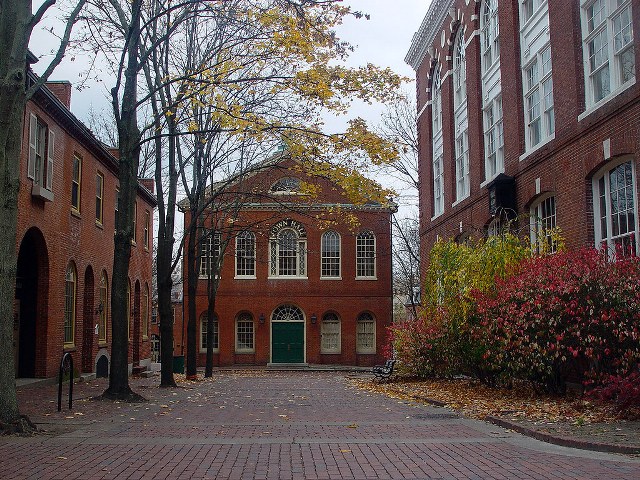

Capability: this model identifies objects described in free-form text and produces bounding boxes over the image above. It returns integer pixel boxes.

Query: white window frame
[355,231,376,279]
[269,226,307,279]
[235,231,256,278]
[200,230,221,279]
[235,313,255,353]
[64,262,77,346]
[321,313,341,354]
[521,0,544,25]
[321,231,341,279]
[356,312,376,354]
[27,113,54,195]
[592,158,639,257]
[523,44,555,151]
[580,0,635,110]
[98,271,108,344]
[71,154,81,213]
[481,0,500,72]
[530,194,557,253]
[453,29,469,203]
[200,313,219,353]
[96,172,104,224]
[483,96,504,181]
[431,63,445,217]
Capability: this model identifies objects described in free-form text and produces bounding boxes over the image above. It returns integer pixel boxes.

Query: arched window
[321,313,341,354]
[235,231,256,277]
[356,312,376,354]
[269,220,307,278]
[64,262,77,346]
[200,312,219,352]
[235,312,254,352]
[530,194,557,254]
[431,64,444,217]
[270,177,301,193]
[98,271,108,343]
[321,231,341,278]
[272,304,304,322]
[593,158,638,257]
[356,231,376,278]
[453,28,470,201]
[143,283,150,339]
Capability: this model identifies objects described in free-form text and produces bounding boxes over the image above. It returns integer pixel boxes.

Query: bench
[372,359,396,381]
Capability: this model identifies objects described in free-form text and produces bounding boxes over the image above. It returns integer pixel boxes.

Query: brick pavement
[2,371,640,479]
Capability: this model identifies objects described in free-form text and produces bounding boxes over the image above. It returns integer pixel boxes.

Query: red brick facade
[181,157,393,367]
[14,74,155,379]
[407,0,640,278]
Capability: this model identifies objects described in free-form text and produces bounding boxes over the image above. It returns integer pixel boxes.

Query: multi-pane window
[114,188,119,231]
[144,211,150,250]
[132,201,137,243]
[235,313,254,352]
[484,97,504,180]
[453,29,469,202]
[143,283,149,339]
[356,312,376,354]
[433,153,444,216]
[356,231,376,278]
[581,0,635,107]
[321,231,341,278]
[321,313,341,354]
[200,230,221,278]
[270,223,307,277]
[71,154,81,212]
[27,114,54,193]
[271,177,301,193]
[593,160,638,257]
[524,45,554,150]
[64,263,76,345]
[455,131,470,201]
[530,195,557,253]
[99,271,108,343]
[521,0,543,23]
[272,304,304,322]
[431,64,444,217]
[235,231,256,277]
[481,0,500,71]
[200,313,219,352]
[96,172,104,224]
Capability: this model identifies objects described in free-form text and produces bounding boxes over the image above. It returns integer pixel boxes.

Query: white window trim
[235,315,255,353]
[529,193,557,253]
[483,96,504,181]
[200,315,219,353]
[356,314,376,354]
[199,230,222,279]
[592,156,639,255]
[320,314,341,354]
[355,232,377,280]
[580,0,635,111]
[320,231,341,279]
[268,228,308,279]
[234,231,257,279]
[522,43,555,152]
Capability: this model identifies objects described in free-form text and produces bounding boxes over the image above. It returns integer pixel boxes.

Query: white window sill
[199,349,220,354]
[452,194,470,208]
[199,275,221,280]
[578,78,636,122]
[355,276,377,281]
[356,350,376,355]
[519,133,555,162]
[321,351,341,355]
[320,276,342,280]
[32,184,54,202]
[234,275,257,280]
[431,212,443,222]
[267,276,308,280]
[235,349,255,354]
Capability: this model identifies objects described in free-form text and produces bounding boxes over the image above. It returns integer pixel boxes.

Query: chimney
[45,81,72,109]
[139,178,155,194]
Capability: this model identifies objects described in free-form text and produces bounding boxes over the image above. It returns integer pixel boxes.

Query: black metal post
[57,352,74,412]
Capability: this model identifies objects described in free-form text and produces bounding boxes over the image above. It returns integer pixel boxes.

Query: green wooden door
[272,322,304,363]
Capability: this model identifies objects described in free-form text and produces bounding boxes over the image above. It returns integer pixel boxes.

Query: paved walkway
[2,371,639,479]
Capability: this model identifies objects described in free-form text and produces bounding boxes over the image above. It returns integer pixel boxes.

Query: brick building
[181,155,394,367]
[14,57,156,379]
[406,0,639,268]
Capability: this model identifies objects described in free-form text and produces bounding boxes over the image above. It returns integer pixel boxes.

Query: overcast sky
[30,0,428,129]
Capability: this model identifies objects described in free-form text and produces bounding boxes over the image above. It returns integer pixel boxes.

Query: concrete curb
[486,415,640,455]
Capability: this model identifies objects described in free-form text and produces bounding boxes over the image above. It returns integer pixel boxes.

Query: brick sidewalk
[2,371,639,479]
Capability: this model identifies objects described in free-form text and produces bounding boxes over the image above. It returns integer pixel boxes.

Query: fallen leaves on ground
[352,377,618,424]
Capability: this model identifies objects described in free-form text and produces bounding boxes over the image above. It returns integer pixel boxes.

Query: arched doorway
[15,228,49,378]
[271,304,305,363]
[81,266,95,373]
[133,280,141,365]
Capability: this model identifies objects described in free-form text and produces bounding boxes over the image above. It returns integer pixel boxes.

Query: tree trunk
[104,0,143,401]
[185,208,199,378]
[0,1,31,426]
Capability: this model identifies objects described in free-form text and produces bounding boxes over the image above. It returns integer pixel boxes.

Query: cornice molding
[405,0,455,71]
